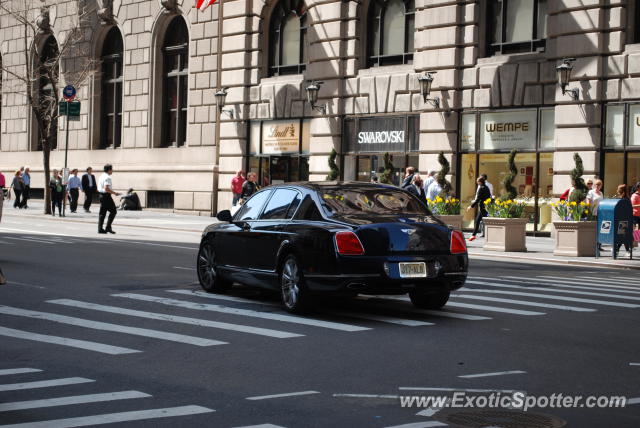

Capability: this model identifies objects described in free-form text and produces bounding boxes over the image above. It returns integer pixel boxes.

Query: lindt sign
[262,121,300,154]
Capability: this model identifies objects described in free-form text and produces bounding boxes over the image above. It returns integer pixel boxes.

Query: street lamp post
[417,71,440,108]
[556,58,579,100]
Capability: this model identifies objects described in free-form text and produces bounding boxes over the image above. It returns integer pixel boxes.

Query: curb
[468,251,640,270]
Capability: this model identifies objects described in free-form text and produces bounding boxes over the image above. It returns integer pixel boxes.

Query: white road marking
[571,276,640,286]
[0,405,215,427]
[461,288,640,308]
[0,391,151,412]
[231,425,287,428]
[170,290,433,326]
[630,363,640,366]
[628,397,640,405]
[398,387,523,393]
[445,302,545,316]
[0,377,94,392]
[458,370,526,379]
[5,281,46,290]
[479,276,640,294]
[173,267,196,271]
[332,394,399,399]
[355,296,492,320]
[415,408,441,417]
[47,299,301,339]
[0,240,13,244]
[0,306,225,347]
[4,237,55,245]
[469,278,640,299]
[246,391,320,400]
[529,276,640,291]
[0,368,42,376]
[383,422,447,428]
[453,294,596,312]
[0,326,140,355]
[611,276,640,283]
[114,293,371,332]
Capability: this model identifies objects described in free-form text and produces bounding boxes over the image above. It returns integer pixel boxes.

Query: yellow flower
[427,199,433,203]
[507,200,513,204]
[570,201,577,206]
[445,200,450,204]
[585,210,589,214]
[580,201,586,206]
[484,198,492,204]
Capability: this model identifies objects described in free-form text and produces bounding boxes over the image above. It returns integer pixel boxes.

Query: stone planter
[483,217,528,252]
[436,214,463,230]
[553,221,597,257]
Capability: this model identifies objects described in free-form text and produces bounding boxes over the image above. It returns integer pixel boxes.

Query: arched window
[38,35,59,151]
[269,0,307,76]
[100,27,123,149]
[367,0,414,67]
[161,16,189,148]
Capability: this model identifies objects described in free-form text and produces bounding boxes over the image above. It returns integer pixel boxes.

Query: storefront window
[628,104,640,146]
[603,103,640,199]
[460,154,477,229]
[460,113,476,152]
[605,105,624,147]
[539,108,555,149]
[603,153,624,197]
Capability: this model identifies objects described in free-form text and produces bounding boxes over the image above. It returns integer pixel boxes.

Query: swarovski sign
[357,130,405,145]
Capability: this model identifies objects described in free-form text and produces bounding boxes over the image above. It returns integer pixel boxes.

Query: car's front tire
[280,254,309,313]
[197,241,232,293]
[409,290,450,309]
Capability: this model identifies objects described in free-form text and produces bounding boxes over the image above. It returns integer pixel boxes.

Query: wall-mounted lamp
[305,81,327,114]
[215,87,234,118]
[556,58,579,100]
[418,71,440,108]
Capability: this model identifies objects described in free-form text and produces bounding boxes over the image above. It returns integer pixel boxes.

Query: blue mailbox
[596,198,633,259]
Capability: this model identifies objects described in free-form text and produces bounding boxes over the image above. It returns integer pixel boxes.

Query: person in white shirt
[481,174,494,197]
[426,180,442,201]
[587,179,604,215]
[422,170,437,193]
[98,164,120,234]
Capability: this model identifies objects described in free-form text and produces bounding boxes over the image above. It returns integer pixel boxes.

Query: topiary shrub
[569,153,588,202]
[436,151,452,197]
[326,148,340,180]
[379,152,394,184]
[501,149,518,201]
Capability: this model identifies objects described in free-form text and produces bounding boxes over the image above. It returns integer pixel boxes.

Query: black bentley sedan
[197,182,467,313]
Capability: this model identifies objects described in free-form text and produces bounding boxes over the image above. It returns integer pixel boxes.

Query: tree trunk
[42,141,51,215]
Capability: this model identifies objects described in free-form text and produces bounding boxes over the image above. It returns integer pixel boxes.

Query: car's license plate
[399,262,427,278]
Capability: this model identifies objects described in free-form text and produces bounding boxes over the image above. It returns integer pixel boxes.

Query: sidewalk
[4,201,640,270]
[2,201,215,233]
[465,235,640,270]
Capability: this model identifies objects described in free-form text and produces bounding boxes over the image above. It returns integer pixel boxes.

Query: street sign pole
[62,101,70,218]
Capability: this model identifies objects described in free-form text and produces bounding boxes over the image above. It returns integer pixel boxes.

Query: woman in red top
[631,182,640,229]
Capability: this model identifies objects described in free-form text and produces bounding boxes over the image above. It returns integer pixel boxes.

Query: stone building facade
[1,0,640,232]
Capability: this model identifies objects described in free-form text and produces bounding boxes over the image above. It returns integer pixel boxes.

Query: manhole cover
[433,409,566,428]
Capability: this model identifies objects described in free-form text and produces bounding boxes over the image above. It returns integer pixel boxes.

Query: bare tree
[0,0,96,214]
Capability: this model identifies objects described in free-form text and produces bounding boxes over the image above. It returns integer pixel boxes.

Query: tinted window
[294,195,323,221]
[236,190,272,221]
[319,187,429,216]
[261,189,299,220]
[285,193,302,219]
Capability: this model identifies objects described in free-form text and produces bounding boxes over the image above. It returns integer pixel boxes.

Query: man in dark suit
[81,167,97,213]
[405,174,426,202]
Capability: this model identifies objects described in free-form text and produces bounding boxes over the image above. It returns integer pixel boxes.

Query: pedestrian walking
[406,174,426,202]
[231,170,246,206]
[98,164,120,234]
[632,182,640,230]
[81,167,97,213]
[401,166,415,189]
[480,174,494,198]
[467,176,492,241]
[10,170,24,209]
[587,179,604,215]
[0,171,6,197]
[66,169,81,213]
[20,166,31,209]
[240,172,259,201]
[49,169,64,216]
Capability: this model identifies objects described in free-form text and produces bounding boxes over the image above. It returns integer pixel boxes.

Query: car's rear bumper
[304,254,468,294]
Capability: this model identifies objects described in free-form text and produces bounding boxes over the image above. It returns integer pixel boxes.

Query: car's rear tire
[197,241,232,293]
[280,254,309,313]
[409,290,450,309]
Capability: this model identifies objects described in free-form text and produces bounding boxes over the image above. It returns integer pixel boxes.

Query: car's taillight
[450,230,467,254]
[335,231,365,255]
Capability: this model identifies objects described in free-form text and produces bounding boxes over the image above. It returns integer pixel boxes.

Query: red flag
[196,0,217,11]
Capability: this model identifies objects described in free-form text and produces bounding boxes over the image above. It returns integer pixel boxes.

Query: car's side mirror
[216,210,233,223]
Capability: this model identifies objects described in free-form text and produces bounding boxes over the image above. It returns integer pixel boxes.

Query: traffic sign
[59,101,81,117]
[63,85,76,101]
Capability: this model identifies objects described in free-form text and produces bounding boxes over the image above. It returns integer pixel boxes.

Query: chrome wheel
[280,255,308,312]
[197,242,230,293]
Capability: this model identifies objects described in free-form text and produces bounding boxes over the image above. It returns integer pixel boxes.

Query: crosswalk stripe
[473,276,640,294]
[114,293,371,332]
[466,280,640,303]
[47,299,301,339]
[5,237,55,245]
[246,391,320,400]
[383,422,447,428]
[231,425,287,428]
[0,377,94,392]
[453,294,596,312]
[611,276,640,283]
[533,276,640,290]
[444,302,545,316]
[0,326,140,355]
[571,276,640,286]
[0,368,42,376]
[458,370,526,379]
[463,288,640,308]
[0,405,215,428]
[355,296,492,320]
[0,391,151,412]
[0,305,226,347]
[169,290,433,327]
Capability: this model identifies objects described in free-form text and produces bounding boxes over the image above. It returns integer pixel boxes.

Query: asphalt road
[0,214,639,428]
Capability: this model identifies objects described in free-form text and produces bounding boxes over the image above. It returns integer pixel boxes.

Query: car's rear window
[318,187,430,216]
